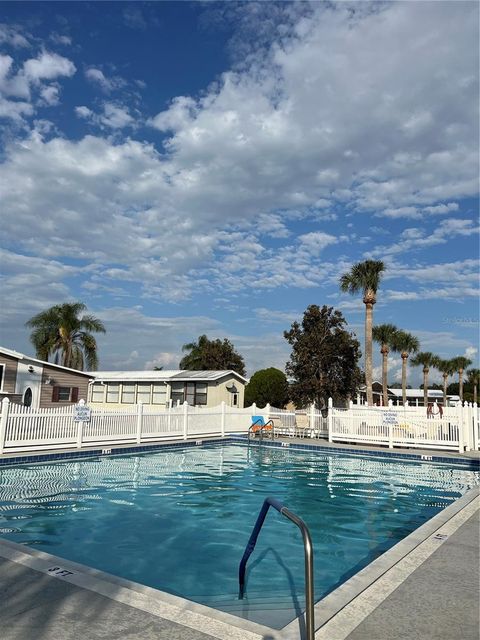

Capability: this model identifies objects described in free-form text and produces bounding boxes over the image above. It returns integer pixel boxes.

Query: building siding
[39,365,90,408]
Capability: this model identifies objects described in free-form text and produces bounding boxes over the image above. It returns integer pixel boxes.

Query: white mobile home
[88,369,246,409]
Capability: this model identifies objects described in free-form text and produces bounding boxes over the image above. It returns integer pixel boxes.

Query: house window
[121,384,135,404]
[136,383,151,404]
[152,383,166,404]
[0,364,4,390]
[232,393,239,408]
[185,382,208,406]
[170,382,185,406]
[106,383,120,403]
[91,383,105,403]
[52,386,79,402]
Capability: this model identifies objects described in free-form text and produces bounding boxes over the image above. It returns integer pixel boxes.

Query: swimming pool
[0,441,478,629]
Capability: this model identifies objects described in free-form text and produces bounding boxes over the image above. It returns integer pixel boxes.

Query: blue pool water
[0,443,478,628]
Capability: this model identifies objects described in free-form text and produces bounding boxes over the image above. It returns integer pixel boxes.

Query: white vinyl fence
[0,397,477,455]
[329,399,479,453]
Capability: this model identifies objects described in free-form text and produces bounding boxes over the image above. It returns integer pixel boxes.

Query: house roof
[388,388,444,399]
[91,369,248,383]
[0,346,92,377]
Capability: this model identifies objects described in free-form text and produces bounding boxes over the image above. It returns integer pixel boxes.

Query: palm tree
[372,323,398,406]
[410,352,439,407]
[340,260,385,405]
[467,368,480,404]
[26,302,106,370]
[450,356,473,402]
[390,330,420,405]
[436,358,456,406]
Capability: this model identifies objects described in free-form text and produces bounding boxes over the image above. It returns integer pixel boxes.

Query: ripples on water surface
[0,444,478,628]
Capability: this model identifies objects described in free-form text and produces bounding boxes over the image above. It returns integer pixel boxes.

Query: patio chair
[269,413,296,438]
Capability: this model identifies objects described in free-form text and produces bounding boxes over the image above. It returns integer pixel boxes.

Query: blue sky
[0,1,478,384]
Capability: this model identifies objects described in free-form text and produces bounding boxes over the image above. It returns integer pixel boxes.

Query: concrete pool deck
[0,438,478,639]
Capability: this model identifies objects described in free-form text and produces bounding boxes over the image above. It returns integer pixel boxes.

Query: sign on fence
[74,403,91,422]
[382,410,398,426]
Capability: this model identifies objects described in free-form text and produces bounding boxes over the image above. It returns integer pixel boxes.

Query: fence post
[75,400,84,449]
[183,401,188,440]
[473,403,479,451]
[136,403,143,444]
[457,401,464,453]
[221,401,226,437]
[310,403,315,433]
[266,403,271,419]
[0,397,10,454]
[252,402,256,415]
[388,417,393,449]
[464,402,473,451]
[327,397,333,442]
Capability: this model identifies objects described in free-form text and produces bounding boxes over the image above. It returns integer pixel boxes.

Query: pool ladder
[247,419,275,442]
[238,496,315,640]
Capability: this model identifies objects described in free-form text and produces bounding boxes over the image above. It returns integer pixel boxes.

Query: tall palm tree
[450,356,473,402]
[410,352,439,407]
[390,330,420,405]
[340,260,385,405]
[26,302,106,371]
[372,323,398,406]
[467,368,480,404]
[436,358,456,406]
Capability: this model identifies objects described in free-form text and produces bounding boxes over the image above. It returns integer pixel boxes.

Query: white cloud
[49,33,72,46]
[75,102,135,129]
[370,219,479,257]
[85,67,125,93]
[39,84,60,106]
[23,51,76,83]
[0,50,75,121]
[0,23,30,48]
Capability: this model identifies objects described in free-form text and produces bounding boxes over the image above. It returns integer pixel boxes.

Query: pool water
[0,443,478,628]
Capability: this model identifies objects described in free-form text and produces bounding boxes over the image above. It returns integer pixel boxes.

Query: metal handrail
[247,419,275,442]
[238,496,315,640]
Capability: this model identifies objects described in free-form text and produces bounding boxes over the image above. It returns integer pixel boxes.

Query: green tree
[435,358,456,406]
[390,330,420,405]
[26,302,106,371]
[410,352,439,407]
[450,356,473,402]
[340,260,385,406]
[284,305,361,408]
[467,368,480,404]
[244,368,289,408]
[179,334,246,376]
[372,323,398,406]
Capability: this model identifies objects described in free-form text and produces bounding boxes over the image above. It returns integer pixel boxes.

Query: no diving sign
[74,403,91,422]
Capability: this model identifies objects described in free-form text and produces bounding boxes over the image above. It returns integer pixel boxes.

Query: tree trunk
[443,373,448,406]
[459,369,464,401]
[381,346,389,406]
[365,302,373,405]
[474,383,477,405]
[401,353,408,405]
[423,367,429,408]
